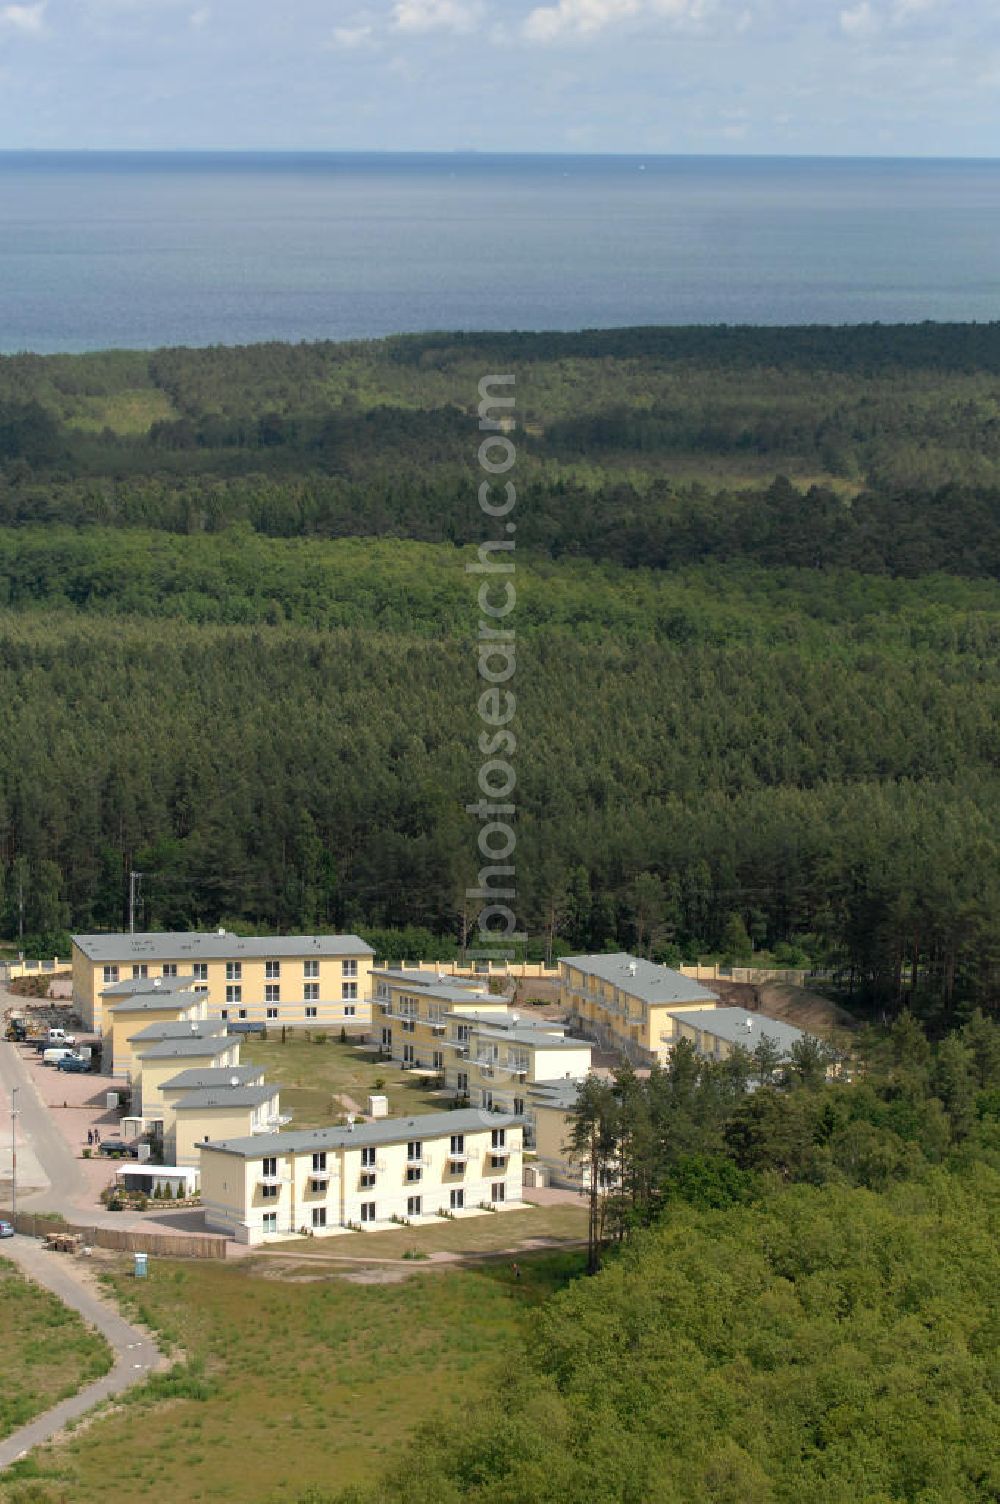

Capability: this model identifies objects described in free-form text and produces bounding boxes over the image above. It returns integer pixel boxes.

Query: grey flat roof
[161,1066,265,1092]
[475,1022,589,1050]
[372,968,484,992]
[529,1078,583,1111]
[173,1085,279,1111]
[102,975,199,998]
[106,995,201,1016]
[201,1107,524,1159]
[75,931,373,962]
[670,1007,807,1055]
[135,1036,235,1061]
[128,1020,227,1044]
[561,953,717,1006]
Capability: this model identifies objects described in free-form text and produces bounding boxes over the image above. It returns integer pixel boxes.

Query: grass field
[260,1198,588,1261]
[0,1257,113,1442]
[0,1250,583,1504]
[241,1035,445,1127]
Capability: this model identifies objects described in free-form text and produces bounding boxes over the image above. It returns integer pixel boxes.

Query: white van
[43,1046,80,1066]
[46,1027,77,1047]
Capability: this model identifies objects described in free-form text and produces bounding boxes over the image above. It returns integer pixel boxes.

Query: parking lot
[14,1042,128,1207]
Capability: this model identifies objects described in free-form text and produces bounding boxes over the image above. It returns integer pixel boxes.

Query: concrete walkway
[0,1233,164,1471]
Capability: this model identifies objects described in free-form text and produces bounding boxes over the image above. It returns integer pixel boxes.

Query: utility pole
[10,1086,17,1224]
[129,871,145,935]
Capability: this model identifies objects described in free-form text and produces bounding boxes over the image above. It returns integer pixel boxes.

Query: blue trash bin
[134,1251,148,1279]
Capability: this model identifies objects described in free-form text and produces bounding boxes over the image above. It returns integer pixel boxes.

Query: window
[342,959,358,978]
[193,963,208,981]
[102,965,119,984]
[360,1171,376,1189]
[456,1024,470,1043]
[304,983,319,1003]
[361,1146,376,1168]
[132,964,148,979]
[341,982,357,1000]
[381,1027,392,1049]
[195,984,209,994]
[220,1008,229,1020]
[304,959,319,979]
[238,1008,247,1020]
[456,1071,468,1094]
[226,984,242,1005]
[403,1044,415,1065]
[376,981,389,1000]
[491,1182,506,1204]
[265,984,280,1004]
[262,1183,278,1199]
[305,1006,318,1019]
[402,1019,415,1034]
[162,963,177,977]
[481,1090,493,1111]
[312,1151,327,1172]
[360,1201,376,1224]
[312,1207,326,1228]
[450,1134,465,1156]
[263,1213,277,1233]
[266,1008,278,1021]
[491,1128,506,1150]
[432,1051,444,1071]
[265,960,281,979]
[344,1005,356,1018]
[262,1157,277,1177]
[407,1195,422,1217]
[450,1188,464,1210]
[226,961,242,981]
[407,1141,422,1162]
[489,1154,505,1171]
[513,1097,525,1117]
[406,1166,422,1183]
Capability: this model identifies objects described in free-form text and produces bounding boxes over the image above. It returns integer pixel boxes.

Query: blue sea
[2,152,1000,353]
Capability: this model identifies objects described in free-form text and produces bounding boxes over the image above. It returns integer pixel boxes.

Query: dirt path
[0,1234,164,1471]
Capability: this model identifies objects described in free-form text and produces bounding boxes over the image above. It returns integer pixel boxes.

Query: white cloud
[330,23,374,47]
[392,0,481,32]
[521,0,712,43]
[523,0,640,41]
[189,6,210,27]
[839,2,878,37]
[0,2,46,33]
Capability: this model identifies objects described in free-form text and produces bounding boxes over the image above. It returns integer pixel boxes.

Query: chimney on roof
[230,1076,240,1088]
[346,1114,355,1132]
[627,962,637,976]
[153,977,162,988]
[745,1018,753,1031]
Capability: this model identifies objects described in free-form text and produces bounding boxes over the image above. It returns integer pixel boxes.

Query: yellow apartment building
[454,1015,592,1133]
[529,1077,585,1188]
[157,1063,267,1144]
[199,1109,524,1244]
[371,969,508,1075]
[667,1006,812,1064]
[105,982,209,1077]
[72,931,375,1036]
[133,1033,242,1122]
[560,953,719,1065]
[169,1083,282,1168]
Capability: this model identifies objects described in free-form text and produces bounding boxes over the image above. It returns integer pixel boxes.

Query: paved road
[0,1012,84,1211]
[0,1233,163,1471]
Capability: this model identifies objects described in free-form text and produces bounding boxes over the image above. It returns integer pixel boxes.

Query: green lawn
[259,1199,588,1261]
[0,1258,113,1441]
[0,1251,582,1504]
[241,1035,445,1127]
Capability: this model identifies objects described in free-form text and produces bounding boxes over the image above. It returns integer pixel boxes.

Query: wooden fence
[0,1208,228,1259]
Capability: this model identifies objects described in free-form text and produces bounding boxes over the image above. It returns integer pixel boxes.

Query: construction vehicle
[4,1018,27,1042]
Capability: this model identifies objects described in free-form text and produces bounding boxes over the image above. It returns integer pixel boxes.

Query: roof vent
[190,1021,199,1033]
[627,962,637,976]
[346,1114,355,1132]
[230,1075,240,1088]
[745,1018,753,1031]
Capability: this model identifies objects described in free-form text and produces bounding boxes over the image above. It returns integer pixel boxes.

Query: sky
[0,0,997,156]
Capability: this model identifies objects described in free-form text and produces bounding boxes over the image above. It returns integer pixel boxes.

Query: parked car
[98,1139,139,1159]
[56,1053,91,1073]
[4,1019,27,1041]
[43,1046,81,1066]
[46,1027,77,1047]
[0,1219,14,1238]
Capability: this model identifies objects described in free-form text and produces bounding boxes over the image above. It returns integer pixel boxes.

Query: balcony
[258,1173,281,1188]
[308,1167,332,1181]
[447,1149,468,1164]
[488,1143,511,1159]
[430,1020,447,1035]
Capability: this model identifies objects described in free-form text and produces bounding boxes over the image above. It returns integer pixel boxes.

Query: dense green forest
[329,1009,1000,1504]
[2,326,1000,1025]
